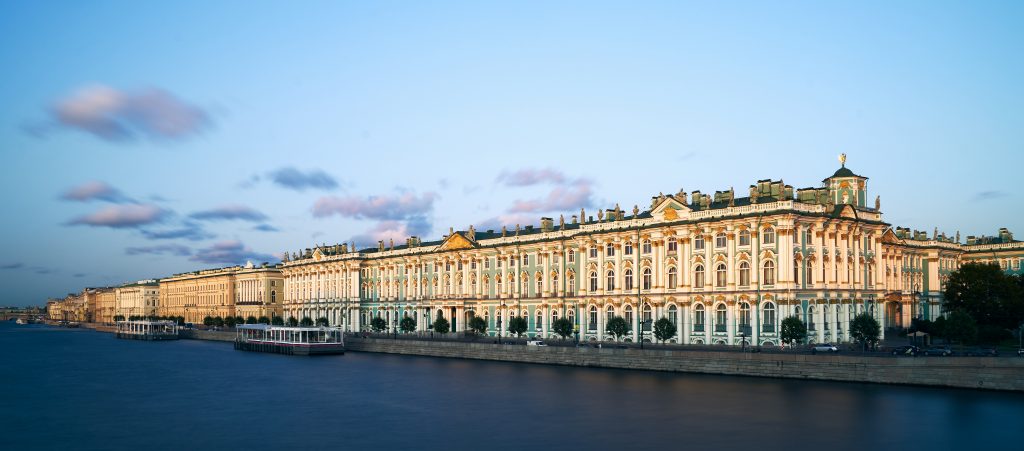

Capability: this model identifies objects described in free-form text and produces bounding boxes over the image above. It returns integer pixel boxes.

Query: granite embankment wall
[178,329,234,342]
[346,338,1024,392]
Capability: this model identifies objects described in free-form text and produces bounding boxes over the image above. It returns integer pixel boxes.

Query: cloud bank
[190,205,268,222]
[61,181,132,203]
[269,167,338,191]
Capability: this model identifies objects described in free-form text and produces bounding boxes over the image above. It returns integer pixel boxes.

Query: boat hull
[234,340,345,356]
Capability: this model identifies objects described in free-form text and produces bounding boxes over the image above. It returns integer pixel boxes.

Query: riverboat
[15,318,26,325]
[234,324,345,356]
[115,320,180,340]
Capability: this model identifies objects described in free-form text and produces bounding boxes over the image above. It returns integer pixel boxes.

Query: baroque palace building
[158,261,282,323]
[280,156,1024,346]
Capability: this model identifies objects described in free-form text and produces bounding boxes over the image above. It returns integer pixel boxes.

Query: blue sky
[2,1,1022,306]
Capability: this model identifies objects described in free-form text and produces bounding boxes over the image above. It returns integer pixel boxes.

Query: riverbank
[78,323,1024,391]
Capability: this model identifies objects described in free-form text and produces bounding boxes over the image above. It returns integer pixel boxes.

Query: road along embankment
[345,337,1024,392]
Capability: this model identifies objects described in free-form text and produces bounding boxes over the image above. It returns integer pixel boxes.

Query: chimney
[540,217,554,232]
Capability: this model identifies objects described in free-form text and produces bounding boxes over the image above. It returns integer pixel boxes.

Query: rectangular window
[668,240,677,252]
[694,236,705,250]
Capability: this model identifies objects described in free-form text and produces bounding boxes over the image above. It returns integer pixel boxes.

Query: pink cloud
[497,168,567,186]
[68,204,168,229]
[312,191,437,220]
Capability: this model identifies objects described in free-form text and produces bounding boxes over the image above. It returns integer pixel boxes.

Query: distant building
[158,262,282,323]
[115,281,159,319]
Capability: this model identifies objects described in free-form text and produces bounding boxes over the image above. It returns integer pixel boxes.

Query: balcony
[714,324,726,333]
[762,323,775,333]
[693,325,705,333]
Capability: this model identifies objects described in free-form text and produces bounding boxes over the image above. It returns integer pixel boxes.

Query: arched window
[271,290,276,303]
[567,309,574,326]
[624,305,634,325]
[568,273,575,293]
[715,263,727,287]
[642,304,652,330]
[536,310,543,330]
[606,305,615,324]
[589,272,598,292]
[642,268,652,290]
[568,249,575,263]
[624,242,633,255]
[606,243,615,257]
[763,302,776,332]
[739,230,751,246]
[694,265,705,289]
[794,258,800,286]
[738,261,750,287]
[642,239,652,254]
[763,260,776,285]
[739,302,751,327]
[763,227,776,245]
[624,269,634,291]
[667,267,677,289]
[668,305,678,325]
[715,304,727,332]
[589,306,597,330]
[808,306,816,331]
[606,270,616,291]
[694,304,705,331]
[823,305,831,331]
[496,276,503,297]
[535,273,543,296]
[589,247,597,259]
[715,233,727,249]
[521,277,529,296]
[805,259,814,285]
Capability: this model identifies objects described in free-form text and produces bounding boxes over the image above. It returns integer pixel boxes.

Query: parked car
[891,345,921,356]
[526,340,548,347]
[1018,348,1024,357]
[963,347,999,357]
[812,343,838,353]
[924,346,952,357]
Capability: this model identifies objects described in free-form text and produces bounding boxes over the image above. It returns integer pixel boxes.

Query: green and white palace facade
[280,159,1024,346]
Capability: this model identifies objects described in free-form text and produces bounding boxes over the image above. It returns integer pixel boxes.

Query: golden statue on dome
[839,153,847,167]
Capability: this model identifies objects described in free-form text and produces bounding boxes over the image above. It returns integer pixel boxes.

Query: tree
[606,316,629,342]
[176,316,185,325]
[315,317,330,327]
[400,316,417,333]
[213,316,225,327]
[370,316,387,333]
[273,316,286,326]
[552,317,574,340]
[257,316,270,325]
[944,310,977,346]
[433,316,450,334]
[849,312,881,350]
[932,316,948,342]
[468,316,487,335]
[300,317,314,327]
[114,315,125,322]
[780,316,807,345]
[653,317,676,343]
[234,316,245,326]
[508,316,528,337]
[245,316,257,324]
[945,263,1024,330]
[286,316,298,327]
[203,316,214,326]
[224,316,237,328]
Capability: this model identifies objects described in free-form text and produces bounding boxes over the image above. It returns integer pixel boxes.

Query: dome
[832,166,856,178]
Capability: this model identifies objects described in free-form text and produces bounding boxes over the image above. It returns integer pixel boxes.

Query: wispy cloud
[41,84,210,142]
[125,244,192,257]
[190,240,276,265]
[140,222,213,241]
[61,181,132,203]
[253,224,279,232]
[351,217,433,246]
[476,213,539,231]
[496,168,567,187]
[1,262,24,270]
[67,204,168,229]
[268,167,338,191]
[507,179,595,213]
[312,191,437,220]
[974,190,1009,201]
[189,205,268,222]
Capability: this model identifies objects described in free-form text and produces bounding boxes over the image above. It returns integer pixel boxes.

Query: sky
[1,1,1022,306]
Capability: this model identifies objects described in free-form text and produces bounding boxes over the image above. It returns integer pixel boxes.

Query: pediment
[439,233,476,251]
[312,248,324,261]
[650,196,691,222]
[881,228,903,245]
[835,204,858,219]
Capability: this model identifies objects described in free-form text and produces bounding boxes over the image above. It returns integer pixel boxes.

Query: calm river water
[3,322,1023,450]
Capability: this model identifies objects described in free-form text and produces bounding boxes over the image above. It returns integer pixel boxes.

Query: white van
[526,340,548,347]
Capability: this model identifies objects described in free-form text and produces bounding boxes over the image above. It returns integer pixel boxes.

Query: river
[2,321,1023,450]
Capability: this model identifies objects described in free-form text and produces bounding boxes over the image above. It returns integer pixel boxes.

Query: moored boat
[234,324,345,355]
[15,318,27,325]
[115,320,179,340]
